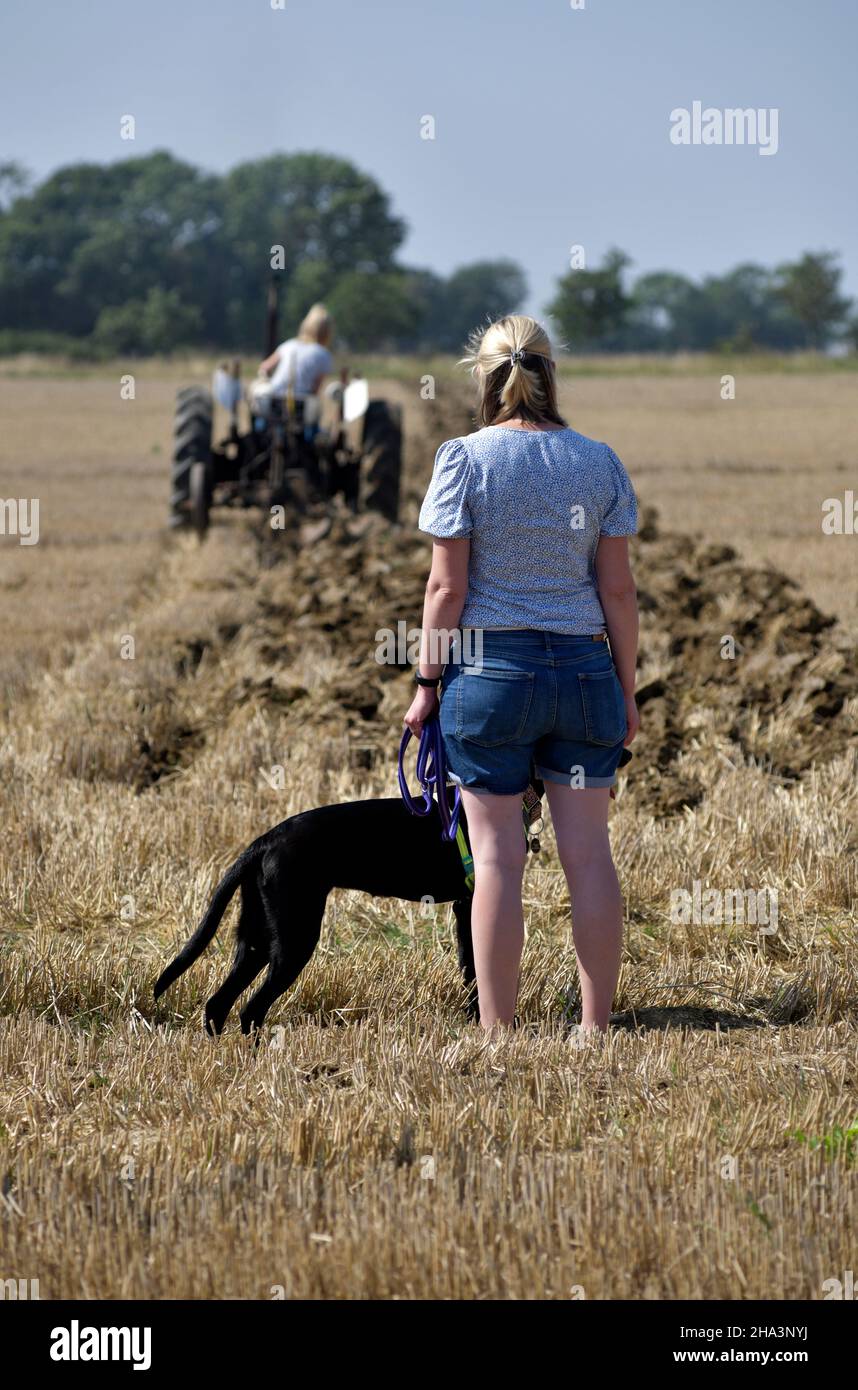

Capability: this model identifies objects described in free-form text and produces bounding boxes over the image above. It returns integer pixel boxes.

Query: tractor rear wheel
[170,387,213,529]
[361,400,402,522]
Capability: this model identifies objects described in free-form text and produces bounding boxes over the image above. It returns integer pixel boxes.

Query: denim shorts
[439,629,628,795]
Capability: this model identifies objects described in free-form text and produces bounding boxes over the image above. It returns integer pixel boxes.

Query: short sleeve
[418,438,472,538]
[316,345,333,374]
[600,446,637,536]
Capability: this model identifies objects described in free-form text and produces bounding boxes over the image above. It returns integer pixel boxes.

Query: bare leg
[459,789,527,1031]
[543,783,623,1033]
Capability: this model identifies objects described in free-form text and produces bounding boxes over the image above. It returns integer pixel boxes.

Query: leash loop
[398,716,461,842]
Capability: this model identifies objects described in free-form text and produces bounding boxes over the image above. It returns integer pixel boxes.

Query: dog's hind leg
[453,897,480,1023]
[204,937,266,1036]
[204,879,268,1035]
[239,884,329,1036]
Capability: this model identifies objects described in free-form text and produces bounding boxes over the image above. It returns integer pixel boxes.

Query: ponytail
[460,315,566,428]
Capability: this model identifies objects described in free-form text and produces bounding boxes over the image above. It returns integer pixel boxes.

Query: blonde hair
[298,303,333,346]
[460,314,565,428]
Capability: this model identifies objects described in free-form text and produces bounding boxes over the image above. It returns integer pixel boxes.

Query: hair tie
[509,348,526,366]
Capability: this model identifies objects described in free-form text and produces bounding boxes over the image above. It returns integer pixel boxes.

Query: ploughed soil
[215,391,857,819]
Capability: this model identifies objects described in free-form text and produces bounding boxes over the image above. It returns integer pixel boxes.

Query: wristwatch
[413,670,441,688]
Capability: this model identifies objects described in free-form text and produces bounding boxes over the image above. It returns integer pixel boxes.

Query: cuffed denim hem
[446,771,531,797]
[535,764,617,789]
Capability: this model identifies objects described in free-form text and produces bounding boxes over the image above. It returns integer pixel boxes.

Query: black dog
[155,752,630,1035]
[154,798,477,1035]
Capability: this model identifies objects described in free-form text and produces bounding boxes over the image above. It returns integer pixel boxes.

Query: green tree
[139,287,203,352]
[547,248,632,350]
[627,265,807,351]
[0,150,407,352]
[436,260,527,352]
[93,287,202,354]
[220,153,407,346]
[280,260,336,336]
[326,270,424,351]
[775,252,850,348]
[398,267,449,350]
[0,151,224,339]
[627,271,702,350]
[0,161,30,210]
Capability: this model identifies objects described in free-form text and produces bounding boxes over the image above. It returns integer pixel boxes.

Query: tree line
[0,151,854,356]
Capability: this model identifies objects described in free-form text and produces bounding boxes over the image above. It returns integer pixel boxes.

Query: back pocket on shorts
[456,668,534,747]
[578,668,626,746]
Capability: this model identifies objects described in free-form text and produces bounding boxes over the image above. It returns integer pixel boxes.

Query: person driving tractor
[259,302,334,403]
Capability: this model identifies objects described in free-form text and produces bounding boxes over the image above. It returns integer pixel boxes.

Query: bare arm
[594,535,639,742]
[404,538,469,735]
[259,350,280,376]
[419,538,469,676]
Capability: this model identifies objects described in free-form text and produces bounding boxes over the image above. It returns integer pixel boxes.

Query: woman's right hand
[624,694,639,745]
[403,685,440,739]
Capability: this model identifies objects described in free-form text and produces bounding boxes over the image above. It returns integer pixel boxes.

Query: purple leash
[398,716,461,842]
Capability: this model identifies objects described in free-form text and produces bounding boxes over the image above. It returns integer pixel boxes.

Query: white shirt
[268,338,333,398]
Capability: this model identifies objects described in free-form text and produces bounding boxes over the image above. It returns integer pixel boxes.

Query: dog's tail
[153,853,249,1000]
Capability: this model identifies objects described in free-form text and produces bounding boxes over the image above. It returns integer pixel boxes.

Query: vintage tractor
[169,285,402,537]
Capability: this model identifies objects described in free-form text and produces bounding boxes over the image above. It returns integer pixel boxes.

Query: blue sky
[3,0,856,313]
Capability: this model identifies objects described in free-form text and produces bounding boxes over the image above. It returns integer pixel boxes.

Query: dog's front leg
[452,897,480,1023]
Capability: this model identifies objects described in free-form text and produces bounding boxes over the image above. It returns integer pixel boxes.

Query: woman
[259,302,334,403]
[256,302,334,456]
[404,315,639,1037]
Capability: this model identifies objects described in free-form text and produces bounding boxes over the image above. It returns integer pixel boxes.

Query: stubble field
[0,356,855,1299]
